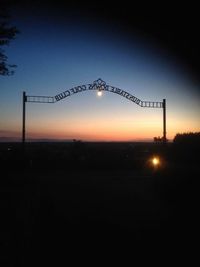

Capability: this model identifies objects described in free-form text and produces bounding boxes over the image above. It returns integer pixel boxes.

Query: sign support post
[22,91,26,150]
[163,98,166,143]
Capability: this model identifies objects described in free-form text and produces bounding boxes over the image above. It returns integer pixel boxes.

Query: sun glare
[97,90,103,97]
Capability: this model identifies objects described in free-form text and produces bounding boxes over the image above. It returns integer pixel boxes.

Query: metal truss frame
[22,79,166,145]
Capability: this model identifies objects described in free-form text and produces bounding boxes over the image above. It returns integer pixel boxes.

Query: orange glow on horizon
[1,109,199,142]
[25,119,163,141]
[1,126,199,142]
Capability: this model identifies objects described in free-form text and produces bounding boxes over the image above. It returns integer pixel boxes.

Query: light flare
[97,90,103,97]
[152,157,160,166]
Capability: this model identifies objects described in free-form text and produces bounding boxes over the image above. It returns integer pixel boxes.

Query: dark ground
[0,142,199,265]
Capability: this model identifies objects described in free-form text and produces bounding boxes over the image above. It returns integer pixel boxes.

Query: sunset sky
[0,1,200,141]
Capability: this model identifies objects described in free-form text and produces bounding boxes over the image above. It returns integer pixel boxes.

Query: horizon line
[0,136,171,143]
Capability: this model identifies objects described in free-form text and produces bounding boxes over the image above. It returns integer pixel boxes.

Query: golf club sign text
[26,79,163,108]
[55,79,142,106]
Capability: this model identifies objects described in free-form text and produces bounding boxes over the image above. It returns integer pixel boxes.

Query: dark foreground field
[0,142,199,265]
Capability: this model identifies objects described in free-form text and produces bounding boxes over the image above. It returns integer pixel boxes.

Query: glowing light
[152,157,160,166]
[97,90,102,97]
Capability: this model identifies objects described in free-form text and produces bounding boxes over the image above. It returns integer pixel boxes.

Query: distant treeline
[173,132,200,145]
[172,132,200,163]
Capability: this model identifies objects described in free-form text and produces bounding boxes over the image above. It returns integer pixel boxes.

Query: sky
[0,1,200,141]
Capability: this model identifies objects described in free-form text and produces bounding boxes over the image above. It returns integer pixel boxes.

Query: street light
[152,157,160,166]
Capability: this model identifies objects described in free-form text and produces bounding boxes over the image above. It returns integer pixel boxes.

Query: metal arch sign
[26,78,163,108]
[22,78,167,145]
[54,78,144,107]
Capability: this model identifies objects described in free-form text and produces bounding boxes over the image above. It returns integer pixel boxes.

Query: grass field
[0,142,199,265]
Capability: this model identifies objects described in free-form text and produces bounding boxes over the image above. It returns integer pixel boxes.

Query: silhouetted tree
[173,132,200,163]
[0,0,19,75]
[173,132,200,145]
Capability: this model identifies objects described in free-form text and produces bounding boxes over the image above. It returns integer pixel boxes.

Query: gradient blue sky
[0,3,199,141]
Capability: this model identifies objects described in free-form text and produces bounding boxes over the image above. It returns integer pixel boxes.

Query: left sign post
[22,91,26,151]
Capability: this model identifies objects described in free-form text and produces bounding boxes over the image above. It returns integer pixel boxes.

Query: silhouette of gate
[22,78,166,145]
